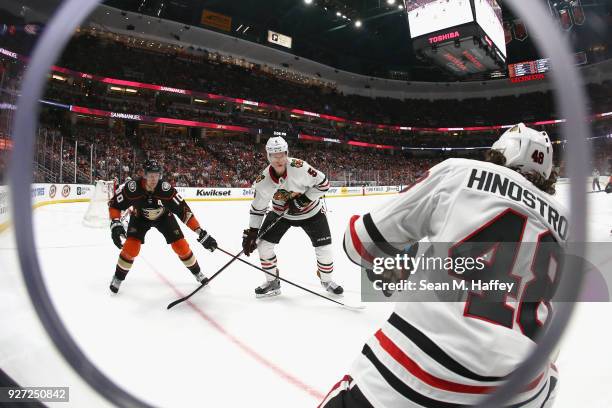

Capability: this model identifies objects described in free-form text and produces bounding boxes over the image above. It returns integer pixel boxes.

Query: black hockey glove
[197,229,217,252]
[289,193,312,211]
[110,219,126,250]
[242,228,259,256]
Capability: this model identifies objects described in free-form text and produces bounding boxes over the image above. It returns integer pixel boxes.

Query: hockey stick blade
[341,302,367,311]
[218,247,366,312]
[167,282,206,310]
[167,212,288,310]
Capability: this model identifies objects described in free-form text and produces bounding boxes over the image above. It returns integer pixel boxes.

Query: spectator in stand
[51,32,612,129]
[5,30,609,188]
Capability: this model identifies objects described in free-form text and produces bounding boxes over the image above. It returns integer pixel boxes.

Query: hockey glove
[365,243,419,298]
[289,193,312,211]
[197,229,217,252]
[242,228,259,256]
[110,219,126,250]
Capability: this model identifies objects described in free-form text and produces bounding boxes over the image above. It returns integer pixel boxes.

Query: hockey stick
[216,247,365,311]
[167,211,288,310]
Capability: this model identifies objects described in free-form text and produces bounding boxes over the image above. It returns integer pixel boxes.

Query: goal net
[82,180,115,228]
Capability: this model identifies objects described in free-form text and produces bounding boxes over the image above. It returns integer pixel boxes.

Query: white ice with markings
[0,184,611,407]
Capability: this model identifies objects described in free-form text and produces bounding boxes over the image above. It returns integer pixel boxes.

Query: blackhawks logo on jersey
[273,189,292,202]
[254,174,265,184]
[290,159,304,168]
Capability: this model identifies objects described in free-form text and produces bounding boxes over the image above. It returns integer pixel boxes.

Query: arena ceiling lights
[301,0,369,28]
[318,0,408,31]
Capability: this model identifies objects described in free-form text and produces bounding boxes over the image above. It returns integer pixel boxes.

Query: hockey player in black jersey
[107,160,217,293]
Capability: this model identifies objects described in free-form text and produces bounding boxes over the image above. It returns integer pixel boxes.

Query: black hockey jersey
[108,178,195,225]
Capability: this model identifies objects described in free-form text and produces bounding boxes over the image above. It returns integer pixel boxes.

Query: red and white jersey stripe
[341,158,567,407]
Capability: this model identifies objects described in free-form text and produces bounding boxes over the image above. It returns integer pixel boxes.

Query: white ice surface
[0,185,611,407]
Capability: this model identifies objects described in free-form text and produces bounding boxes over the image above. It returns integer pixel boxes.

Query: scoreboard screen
[474,0,506,57]
[508,52,588,79]
[408,1,509,77]
[508,59,551,78]
[407,0,474,39]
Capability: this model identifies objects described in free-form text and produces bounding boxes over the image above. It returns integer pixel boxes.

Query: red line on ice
[152,269,325,401]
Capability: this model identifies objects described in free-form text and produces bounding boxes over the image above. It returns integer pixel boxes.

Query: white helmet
[491,123,553,179]
[265,136,289,161]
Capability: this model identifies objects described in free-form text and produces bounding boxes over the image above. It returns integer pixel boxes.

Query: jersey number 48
[449,208,562,342]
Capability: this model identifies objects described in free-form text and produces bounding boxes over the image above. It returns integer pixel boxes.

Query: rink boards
[0,183,403,232]
[0,178,605,232]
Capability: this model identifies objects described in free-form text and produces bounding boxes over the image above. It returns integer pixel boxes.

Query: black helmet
[144,159,162,174]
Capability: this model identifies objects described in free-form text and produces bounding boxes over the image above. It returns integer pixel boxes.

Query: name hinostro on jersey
[466,168,568,241]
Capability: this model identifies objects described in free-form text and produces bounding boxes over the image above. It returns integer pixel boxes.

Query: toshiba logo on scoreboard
[428,31,460,44]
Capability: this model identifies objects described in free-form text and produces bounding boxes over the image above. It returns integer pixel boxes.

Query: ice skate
[255,278,281,298]
[194,271,208,285]
[321,279,344,296]
[109,276,123,294]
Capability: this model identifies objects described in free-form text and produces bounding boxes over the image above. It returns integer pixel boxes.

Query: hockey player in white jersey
[242,136,343,297]
[321,124,565,407]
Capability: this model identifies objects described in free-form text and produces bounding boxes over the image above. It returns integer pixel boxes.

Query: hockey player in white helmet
[242,136,343,297]
[320,123,565,407]
[489,123,556,193]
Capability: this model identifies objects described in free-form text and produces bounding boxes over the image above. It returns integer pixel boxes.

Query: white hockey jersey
[249,158,330,228]
[343,158,567,407]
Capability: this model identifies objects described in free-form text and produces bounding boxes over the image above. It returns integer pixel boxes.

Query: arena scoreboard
[508,59,551,78]
[508,52,587,82]
[408,0,506,77]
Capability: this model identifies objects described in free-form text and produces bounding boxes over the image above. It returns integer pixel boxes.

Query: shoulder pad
[155,181,174,197]
[290,158,304,168]
[254,173,266,184]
